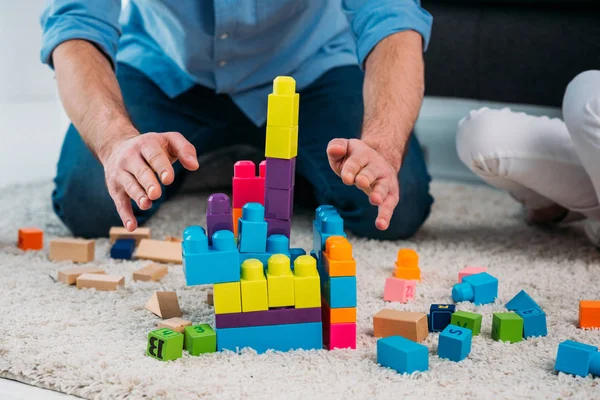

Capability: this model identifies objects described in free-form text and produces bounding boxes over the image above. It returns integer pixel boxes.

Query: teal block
[452,272,498,305]
[321,266,356,308]
[438,325,472,362]
[506,290,539,311]
[516,307,547,338]
[238,203,268,253]
[312,205,346,260]
[290,248,306,264]
[555,340,600,377]
[216,322,323,353]
[377,336,428,374]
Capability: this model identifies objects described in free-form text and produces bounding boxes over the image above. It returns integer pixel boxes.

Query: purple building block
[266,218,291,238]
[207,193,232,244]
[264,187,294,220]
[265,157,296,190]
[215,307,321,329]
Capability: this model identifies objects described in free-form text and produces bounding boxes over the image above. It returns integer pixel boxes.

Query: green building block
[147,328,184,361]
[492,313,524,343]
[451,311,483,336]
[184,324,217,356]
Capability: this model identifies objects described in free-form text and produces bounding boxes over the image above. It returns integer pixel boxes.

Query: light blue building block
[238,203,268,253]
[216,321,323,353]
[506,290,539,312]
[438,324,472,362]
[321,267,356,308]
[182,226,240,285]
[555,340,600,377]
[452,272,498,305]
[238,235,290,266]
[312,205,346,259]
[516,307,547,338]
[377,336,429,374]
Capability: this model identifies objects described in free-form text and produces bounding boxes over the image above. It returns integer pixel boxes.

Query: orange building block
[393,248,420,281]
[322,297,356,324]
[322,236,356,277]
[232,207,242,238]
[579,300,600,329]
[18,228,43,251]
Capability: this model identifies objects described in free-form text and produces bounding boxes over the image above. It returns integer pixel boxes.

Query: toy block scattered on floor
[312,205,346,260]
[373,309,428,342]
[238,203,268,253]
[109,226,151,244]
[579,300,600,329]
[458,266,487,283]
[516,307,547,338]
[492,312,523,343]
[267,254,295,307]
[207,291,214,305]
[49,238,95,263]
[214,281,242,314]
[438,324,472,362]
[429,304,456,332]
[147,328,183,361]
[232,207,242,237]
[322,298,356,324]
[232,160,266,208]
[294,255,321,309]
[76,273,124,291]
[133,263,168,282]
[110,238,136,260]
[182,226,239,285]
[158,317,192,334]
[384,277,416,304]
[452,272,498,305]
[506,290,539,312]
[185,324,217,356]
[322,236,356,277]
[240,259,268,312]
[58,266,105,285]
[450,311,482,336]
[146,291,182,319]
[135,239,182,264]
[18,227,43,251]
[555,340,600,377]
[206,193,233,245]
[265,157,296,190]
[393,249,420,281]
[323,321,357,350]
[215,307,321,329]
[377,336,429,374]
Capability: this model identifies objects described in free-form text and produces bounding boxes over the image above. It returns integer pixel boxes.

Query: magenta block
[458,266,487,283]
[383,277,416,303]
[324,322,356,350]
[266,218,291,238]
[215,307,321,329]
[265,157,296,190]
[264,187,294,220]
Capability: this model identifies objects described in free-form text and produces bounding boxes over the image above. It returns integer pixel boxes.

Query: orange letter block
[18,228,43,251]
[322,236,356,277]
[579,300,600,329]
[393,248,420,281]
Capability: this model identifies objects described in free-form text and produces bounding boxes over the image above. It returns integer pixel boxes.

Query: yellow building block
[266,76,299,128]
[265,125,298,159]
[267,254,295,307]
[214,281,241,314]
[293,255,321,309]
[394,248,421,281]
[241,259,268,312]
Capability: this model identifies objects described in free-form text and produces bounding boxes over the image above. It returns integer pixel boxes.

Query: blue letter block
[312,205,346,259]
[438,324,472,362]
[110,239,136,260]
[555,340,600,377]
[216,322,323,353]
[321,267,356,308]
[377,336,429,374]
[506,290,539,312]
[452,272,498,305]
[429,304,456,332]
[182,226,240,285]
[516,307,547,338]
[238,203,268,253]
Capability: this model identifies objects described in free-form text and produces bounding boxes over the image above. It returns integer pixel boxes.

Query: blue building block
[312,205,346,259]
[182,226,240,285]
[238,235,291,266]
[290,248,306,265]
[377,336,428,374]
[506,290,539,312]
[452,272,498,305]
[238,203,268,253]
[216,321,323,353]
[429,304,456,332]
[320,266,356,308]
[239,252,271,266]
[438,324,472,362]
[110,239,136,260]
[516,307,547,338]
[555,340,600,377]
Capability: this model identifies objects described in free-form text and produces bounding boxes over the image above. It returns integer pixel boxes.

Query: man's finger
[326,138,349,176]
[119,171,153,210]
[369,179,389,206]
[164,132,199,171]
[375,191,399,230]
[111,189,138,231]
[340,152,369,186]
[141,141,175,185]
[127,156,162,201]
[355,163,382,192]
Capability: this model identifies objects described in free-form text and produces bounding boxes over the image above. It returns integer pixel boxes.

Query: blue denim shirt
[40,1,432,126]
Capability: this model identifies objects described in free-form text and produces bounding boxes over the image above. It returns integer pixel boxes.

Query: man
[41,1,434,240]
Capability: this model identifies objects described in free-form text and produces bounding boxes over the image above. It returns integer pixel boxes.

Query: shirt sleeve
[342,0,433,66]
[40,0,122,69]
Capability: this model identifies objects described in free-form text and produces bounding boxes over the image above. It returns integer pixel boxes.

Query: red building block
[232,160,266,208]
[18,228,43,251]
[324,322,356,350]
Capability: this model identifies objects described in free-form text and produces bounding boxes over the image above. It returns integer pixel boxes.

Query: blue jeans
[52,64,433,240]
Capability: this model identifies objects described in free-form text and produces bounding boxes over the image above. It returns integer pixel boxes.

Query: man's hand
[99,132,199,231]
[327,138,400,230]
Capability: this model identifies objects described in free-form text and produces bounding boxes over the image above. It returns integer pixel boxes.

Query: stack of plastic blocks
[384,248,420,303]
[232,161,265,238]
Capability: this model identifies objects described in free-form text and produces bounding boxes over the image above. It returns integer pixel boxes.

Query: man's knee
[563,70,600,137]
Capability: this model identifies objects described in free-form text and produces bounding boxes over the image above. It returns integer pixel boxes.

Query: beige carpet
[1,180,600,399]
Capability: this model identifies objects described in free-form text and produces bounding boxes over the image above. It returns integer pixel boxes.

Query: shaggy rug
[1,180,600,399]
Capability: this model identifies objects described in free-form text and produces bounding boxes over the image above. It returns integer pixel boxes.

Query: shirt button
[219,60,227,67]
[220,33,229,40]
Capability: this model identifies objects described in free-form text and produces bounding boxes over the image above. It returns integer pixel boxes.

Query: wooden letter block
[76,273,124,291]
[133,263,168,282]
[158,317,192,334]
[135,239,182,264]
[373,309,428,343]
[147,328,183,361]
[109,226,151,244]
[146,291,182,319]
[579,300,600,329]
[18,227,43,251]
[58,266,105,285]
[49,238,95,263]
[185,324,217,355]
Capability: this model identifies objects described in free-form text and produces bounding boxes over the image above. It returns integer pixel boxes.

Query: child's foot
[525,204,570,225]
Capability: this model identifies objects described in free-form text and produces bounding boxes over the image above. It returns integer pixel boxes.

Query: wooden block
[165,236,182,243]
[135,239,182,264]
[207,291,214,306]
[146,291,182,319]
[109,226,151,244]
[158,317,192,334]
[18,227,44,251]
[58,266,105,285]
[133,263,168,282]
[373,309,428,342]
[76,273,124,291]
[49,238,95,263]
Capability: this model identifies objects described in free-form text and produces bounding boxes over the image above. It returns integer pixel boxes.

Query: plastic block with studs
[293,255,321,309]
[322,236,356,277]
[312,206,346,258]
[373,309,429,342]
[265,125,298,159]
[266,76,299,128]
[324,322,357,350]
[290,248,306,264]
[184,324,217,356]
[429,304,456,332]
[458,266,487,283]
[215,307,321,329]
[49,238,95,263]
[214,281,242,314]
[554,340,600,377]
[238,203,268,253]
[321,272,357,309]
[158,317,192,334]
[393,249,420,281]
[18,228,43,251]
[384,277,416,303]
[265,157,296,190]
[322,297,356,324]
[438,324,472,362]
[516,307,548,338]
[232,161,266,208]
[182,226,240,285]
[266,254,295,307]
[452,272,498,305]
[146,291,182,319]
[506,290,539,312]
[377,336,429,374]
[239,252,271,266]
[110,239,136,260]
[450,311,482,336]
[492,312,524,343]
[240,259,268,312]
[266,218,291,238]
[217,321,323,353]
[232,207,242,237]
[264,187,294,220]
[147,328,183,361]
[579,300,600,329]
[266,234,290,256]
[206,193,233,245]
[109,226,151,244]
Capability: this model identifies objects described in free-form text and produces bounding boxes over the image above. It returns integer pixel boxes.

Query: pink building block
[383,277,416,303]
[232,160,266,208]
[458,266,487,283]
[325,322,356,350]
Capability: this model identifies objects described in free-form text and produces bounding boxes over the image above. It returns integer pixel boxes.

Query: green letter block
[492,313,523,343]
[451,311,483,336]
[147,328,184,361]
[185,324,217,356]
